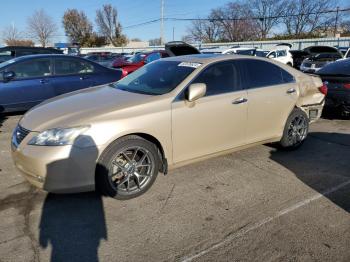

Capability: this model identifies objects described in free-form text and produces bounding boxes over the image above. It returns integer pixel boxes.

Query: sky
[1,0,349,44]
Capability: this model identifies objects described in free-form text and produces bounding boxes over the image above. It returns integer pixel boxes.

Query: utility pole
[160,0,164,45]
[172,27,175,41]
[334,6,339,37]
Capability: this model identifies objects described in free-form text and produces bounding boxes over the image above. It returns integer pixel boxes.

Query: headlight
[28,126,90,146]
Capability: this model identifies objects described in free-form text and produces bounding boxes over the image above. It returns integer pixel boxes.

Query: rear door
[52,57,95,95]
[172,61,248,163]
[240,59,298,143]
[0,58,54,111]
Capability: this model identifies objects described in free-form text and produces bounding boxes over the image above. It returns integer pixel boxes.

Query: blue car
[0,54,122,113]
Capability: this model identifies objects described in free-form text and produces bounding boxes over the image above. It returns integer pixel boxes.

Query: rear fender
[295,74,325,122]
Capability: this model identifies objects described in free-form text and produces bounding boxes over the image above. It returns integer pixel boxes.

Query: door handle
[286,88,296,94]
[80,76,89,80]
[232,97,248,104]
[40,79,49,84]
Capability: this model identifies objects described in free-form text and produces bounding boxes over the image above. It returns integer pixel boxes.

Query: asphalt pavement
[0,113,349,262]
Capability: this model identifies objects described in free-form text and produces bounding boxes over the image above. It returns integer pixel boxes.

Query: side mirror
[3,71,16,82]
[186,83,206,102]
[267,54,275,59]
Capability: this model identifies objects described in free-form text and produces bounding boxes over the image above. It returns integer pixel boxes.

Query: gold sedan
[11,54,326,199]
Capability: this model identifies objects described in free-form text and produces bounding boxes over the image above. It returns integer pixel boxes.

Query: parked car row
[0,54,121,113]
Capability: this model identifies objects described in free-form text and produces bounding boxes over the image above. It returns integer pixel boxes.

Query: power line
[122,7,350,30]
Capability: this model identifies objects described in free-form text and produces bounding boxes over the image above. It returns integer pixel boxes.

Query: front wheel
[96,135,160,200]
[279,108,309,150]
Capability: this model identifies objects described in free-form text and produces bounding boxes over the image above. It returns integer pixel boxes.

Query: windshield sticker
[178,62,202,68]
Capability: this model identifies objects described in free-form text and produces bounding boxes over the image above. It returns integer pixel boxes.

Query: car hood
[20,85,153,131]
[303,54,339,63]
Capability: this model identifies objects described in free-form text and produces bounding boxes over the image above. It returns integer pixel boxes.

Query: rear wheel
[279,108,309,150]
[96,135,160,200]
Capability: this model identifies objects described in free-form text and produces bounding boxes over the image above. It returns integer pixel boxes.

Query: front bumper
[11,131,99,193]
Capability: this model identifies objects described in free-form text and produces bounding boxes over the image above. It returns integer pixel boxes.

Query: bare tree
[249,0,287,39]
[282,0,338,36]
[210,2,259,42]
[63,9,93,45]
[2,24,21,44]
[149,38,161,46]
[186,16,221,43]
[95,4,127,46]
[27,9,58,47]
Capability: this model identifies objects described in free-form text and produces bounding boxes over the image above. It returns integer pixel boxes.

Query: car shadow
[39,135,107,262]
[269,132,350,213]
[0,114,6,133]
[322,107,350,120]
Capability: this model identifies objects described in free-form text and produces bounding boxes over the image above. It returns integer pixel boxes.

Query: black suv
[0,46,63,63]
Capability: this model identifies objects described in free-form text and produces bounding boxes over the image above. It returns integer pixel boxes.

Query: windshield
[0,58,16,69]
[114,61,197,95]
[127,53,146,63]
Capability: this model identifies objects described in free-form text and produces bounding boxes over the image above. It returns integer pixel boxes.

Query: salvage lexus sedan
[12,54,326,199]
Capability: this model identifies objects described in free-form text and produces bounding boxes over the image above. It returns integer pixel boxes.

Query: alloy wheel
[287,115,308,146]
[108,147,155,194]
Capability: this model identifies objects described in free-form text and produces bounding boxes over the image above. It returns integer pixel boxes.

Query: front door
[171,61,248,164]
[0,57,54,111]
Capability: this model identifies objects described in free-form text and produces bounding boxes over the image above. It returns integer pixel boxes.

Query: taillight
[343,83,350,89]
[319,83,328,96]
[121,69,128,78]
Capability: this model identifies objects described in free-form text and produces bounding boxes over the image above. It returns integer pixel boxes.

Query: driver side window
[6,58,52,79]
[192,62,241,97]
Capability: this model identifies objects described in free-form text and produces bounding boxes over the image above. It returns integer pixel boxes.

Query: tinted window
[115,61,196,95]
[281,69,295,83]
[243,59,284,88]
[7,58,51,79]
[55,58,94,75]
[318,59,350,76]
[192,62,240,96]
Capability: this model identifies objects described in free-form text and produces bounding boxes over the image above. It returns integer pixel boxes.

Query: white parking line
[181,179,350,262]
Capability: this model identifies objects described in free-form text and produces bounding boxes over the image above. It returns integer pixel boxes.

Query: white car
[266,44,294,66]
[201,44,294,66]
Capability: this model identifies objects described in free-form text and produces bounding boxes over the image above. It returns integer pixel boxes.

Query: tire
[279,108,309,150]
[96,135,160,200]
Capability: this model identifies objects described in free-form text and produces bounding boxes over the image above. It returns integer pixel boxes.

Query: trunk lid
[165,41,201,56]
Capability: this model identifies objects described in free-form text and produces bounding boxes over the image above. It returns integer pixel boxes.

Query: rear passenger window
[7,58,51,79]
[281,69,294,83]
[243,59,284,88]
[192,62,240,96]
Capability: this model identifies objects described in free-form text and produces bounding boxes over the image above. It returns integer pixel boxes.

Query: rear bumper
[301,99,325,123]
[325,91,350,109]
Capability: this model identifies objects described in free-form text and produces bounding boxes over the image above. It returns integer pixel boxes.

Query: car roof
[163,53,267,64]
[6,54,84,62]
